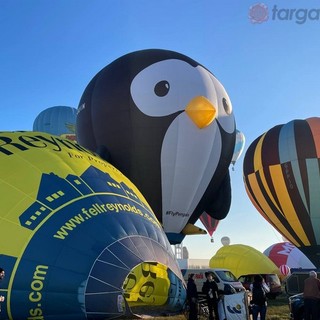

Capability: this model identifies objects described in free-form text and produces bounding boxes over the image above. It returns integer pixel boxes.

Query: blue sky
[1,0,320,259]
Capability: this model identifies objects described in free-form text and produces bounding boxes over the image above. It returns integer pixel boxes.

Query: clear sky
[1,0,320,259]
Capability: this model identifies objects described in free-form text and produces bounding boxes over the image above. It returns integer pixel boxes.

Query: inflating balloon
[209,244,279,278]
[199,213,219,242]
[231,129,245,170]
[243,117,320,267]
[0,132,185,319]
[76,49,236,244]
[263,242,315,269]
[33,106,77,141]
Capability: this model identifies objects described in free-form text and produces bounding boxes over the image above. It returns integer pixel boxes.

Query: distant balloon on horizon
[221,236,230,246]
[279,264,291,277]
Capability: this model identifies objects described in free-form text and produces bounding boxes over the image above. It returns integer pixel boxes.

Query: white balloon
[221,236,230,246]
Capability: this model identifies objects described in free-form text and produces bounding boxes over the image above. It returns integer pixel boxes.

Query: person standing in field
[250,274,270,320]
[202,272,219,320]
[303,270,320,320]
[187,273,198,320]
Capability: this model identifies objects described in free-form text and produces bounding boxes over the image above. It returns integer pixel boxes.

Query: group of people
[187,269,320,320]
[248,271,320,320]
[187,271,270,320]
[0,260,319,319]
[187,271,220,320]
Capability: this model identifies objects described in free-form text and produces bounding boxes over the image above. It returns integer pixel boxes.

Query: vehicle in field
[238,273,282,299]
[182,269,250,320]
[181,268,245,294]
[286,269,320,320]
[288,293,304,320]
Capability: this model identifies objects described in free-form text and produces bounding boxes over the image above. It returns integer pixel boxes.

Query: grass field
[265,292,290,320]
[154,291,290,320]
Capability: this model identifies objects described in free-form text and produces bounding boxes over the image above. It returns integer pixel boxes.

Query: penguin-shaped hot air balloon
[76,49,236,244]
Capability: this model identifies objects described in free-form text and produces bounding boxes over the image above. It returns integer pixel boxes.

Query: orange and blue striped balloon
[243,117,320,268]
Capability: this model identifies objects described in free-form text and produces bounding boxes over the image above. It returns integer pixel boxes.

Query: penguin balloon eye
[222,97,231,115]
[154,80,170,97]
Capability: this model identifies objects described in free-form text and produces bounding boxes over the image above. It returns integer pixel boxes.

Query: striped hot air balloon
[199,213,219,242]
[243,117,320,268]
[279,264,291,277]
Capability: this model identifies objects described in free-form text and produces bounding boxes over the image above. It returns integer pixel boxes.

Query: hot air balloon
[279,264,291,277]
[231,129,245,170]
[0,131,186,319]
[209,244,280,278]
[243,117,320,268]
[76,49,236,244]
[33,106,77,141]
[199,213,219,242]
[263,242,315,269]
[221,236,231,246]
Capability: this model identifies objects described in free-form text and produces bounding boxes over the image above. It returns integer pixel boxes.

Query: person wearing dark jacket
[187,273,198,320]
[202,272,219,320]
[250,274,270,320]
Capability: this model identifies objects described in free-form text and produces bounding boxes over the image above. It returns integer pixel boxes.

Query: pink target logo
[249,3,269,23]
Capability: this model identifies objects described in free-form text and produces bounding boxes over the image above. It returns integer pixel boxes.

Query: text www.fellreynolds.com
[53,202,158,240]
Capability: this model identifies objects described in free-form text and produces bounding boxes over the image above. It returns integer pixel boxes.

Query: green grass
[154,292,290,320]
[266,292,290,320]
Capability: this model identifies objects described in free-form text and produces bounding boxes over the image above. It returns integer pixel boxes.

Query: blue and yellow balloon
[0,131,185,319]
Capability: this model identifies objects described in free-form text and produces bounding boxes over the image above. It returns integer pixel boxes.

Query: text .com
[249,3,320,24]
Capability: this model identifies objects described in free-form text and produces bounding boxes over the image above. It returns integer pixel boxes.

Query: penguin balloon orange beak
[185,96,217,129]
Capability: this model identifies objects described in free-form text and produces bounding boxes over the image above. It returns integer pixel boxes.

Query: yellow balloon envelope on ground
[209,244,280,278]
[0,131,186,319]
